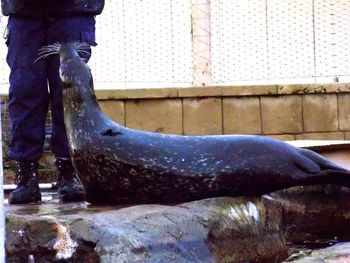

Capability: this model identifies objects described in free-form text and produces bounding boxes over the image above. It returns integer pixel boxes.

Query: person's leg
[46,15,96,202]
[7,16,49,162]
[6,16,48,203]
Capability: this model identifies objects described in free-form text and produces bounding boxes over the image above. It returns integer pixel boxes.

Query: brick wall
[95,84,350,141]
[2,83,350,153]
[1,84,349,184]
[98,95,345,140]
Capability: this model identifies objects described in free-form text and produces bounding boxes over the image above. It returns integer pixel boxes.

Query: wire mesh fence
[211,0,350,85]
[90,0,193,88]
[1,0,350,89]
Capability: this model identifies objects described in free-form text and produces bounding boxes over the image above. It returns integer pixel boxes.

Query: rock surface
[6,185,350,262]
[271,185,350,243]
[284,242,350,262]
[5,196,287,263]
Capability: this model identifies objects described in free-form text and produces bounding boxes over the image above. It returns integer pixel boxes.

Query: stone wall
[94,84,350,141]
[1,83,350,149]
[1,83,349,183]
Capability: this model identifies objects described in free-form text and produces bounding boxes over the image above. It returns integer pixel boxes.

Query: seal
[51,42,350,205]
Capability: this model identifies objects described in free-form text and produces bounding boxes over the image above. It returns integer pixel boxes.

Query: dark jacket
[1,0,104,17]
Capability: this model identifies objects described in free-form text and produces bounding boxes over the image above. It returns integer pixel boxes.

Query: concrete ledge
[96,88,179,100]
[94,83,350,100]
[1,83,350,101]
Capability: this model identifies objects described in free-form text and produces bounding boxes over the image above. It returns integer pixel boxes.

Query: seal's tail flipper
[316,169,350,188]
[300,148,350,187]
[301,148,348,171]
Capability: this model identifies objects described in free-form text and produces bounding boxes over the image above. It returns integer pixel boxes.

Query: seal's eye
[102,129,122,136]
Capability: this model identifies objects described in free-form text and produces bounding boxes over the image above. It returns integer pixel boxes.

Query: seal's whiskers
[75,41,91,57]
[35,41,91,63]
[77,50,91,57]
[34,42,61,62]
[34,52,58,63]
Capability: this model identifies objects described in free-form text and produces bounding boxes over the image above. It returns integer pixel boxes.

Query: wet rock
[180,197,287,263]
[5,196,288,263]
[284,242,350,262]
[271,185,350,243]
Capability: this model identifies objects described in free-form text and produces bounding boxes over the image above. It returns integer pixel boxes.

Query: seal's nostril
[101,129,122,136]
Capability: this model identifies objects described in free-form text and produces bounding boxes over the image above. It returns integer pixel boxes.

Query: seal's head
[35,41,91,63]
[58,42,91,88]
[35,42,92,89]
[58,42,81,64]
[35,41,97,109]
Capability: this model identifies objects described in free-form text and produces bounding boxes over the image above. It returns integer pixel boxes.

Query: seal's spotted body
[58,43,350,205]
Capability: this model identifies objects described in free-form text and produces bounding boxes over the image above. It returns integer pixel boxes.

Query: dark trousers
[5,15,96,162]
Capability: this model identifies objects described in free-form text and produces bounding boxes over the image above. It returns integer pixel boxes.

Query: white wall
[1,0,350,92]
[0,15,9,91]
[89,0,193,88]
[210,0,350,85]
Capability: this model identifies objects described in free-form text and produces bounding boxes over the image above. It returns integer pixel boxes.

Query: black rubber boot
[55,158,85,202]
[8,162,42,204]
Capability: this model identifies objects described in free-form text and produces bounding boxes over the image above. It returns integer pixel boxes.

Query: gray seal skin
[58,43,350,205]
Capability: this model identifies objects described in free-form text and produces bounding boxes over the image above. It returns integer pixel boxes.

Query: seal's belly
[72,149,290,203]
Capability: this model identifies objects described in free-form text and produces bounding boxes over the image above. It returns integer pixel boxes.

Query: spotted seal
[50,42,350,205]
